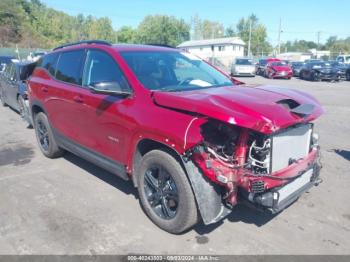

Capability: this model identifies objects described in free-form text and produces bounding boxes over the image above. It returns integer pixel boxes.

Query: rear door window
[55,50,85,85]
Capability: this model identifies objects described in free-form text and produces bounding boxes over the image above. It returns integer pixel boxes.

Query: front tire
[34,112,64,158]
[136,150,198,234]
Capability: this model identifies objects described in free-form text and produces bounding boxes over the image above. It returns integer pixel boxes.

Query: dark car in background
[0,55,15,73]
[290,61,305,77]
[0,61,36,126]
[346,66,350,81]
[299,61,345,81]
[329,61,347,78]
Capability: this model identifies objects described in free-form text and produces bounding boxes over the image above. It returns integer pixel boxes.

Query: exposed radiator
[271,124,312,172]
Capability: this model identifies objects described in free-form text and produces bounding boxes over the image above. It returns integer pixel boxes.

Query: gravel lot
[0,76,350,255]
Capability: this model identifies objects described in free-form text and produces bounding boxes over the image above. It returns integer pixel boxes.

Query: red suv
[28,41,323,233]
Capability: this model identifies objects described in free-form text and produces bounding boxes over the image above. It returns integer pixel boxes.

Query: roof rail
[53,40,111,51]
[146,43,175,48]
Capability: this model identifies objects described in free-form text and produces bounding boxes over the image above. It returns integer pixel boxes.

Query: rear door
[2,63,15,107]
[44,49,86,142]
[7,64,20,110]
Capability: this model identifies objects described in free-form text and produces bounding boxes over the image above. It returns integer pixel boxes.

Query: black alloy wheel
[144,165,179,220]
[137,150,198,234]
[34,112,64,158]
[37,118,50,152]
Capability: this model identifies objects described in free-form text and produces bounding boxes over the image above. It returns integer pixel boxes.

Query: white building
[177,37,245,69]
[308,49,331,59]
[277,52,313,62]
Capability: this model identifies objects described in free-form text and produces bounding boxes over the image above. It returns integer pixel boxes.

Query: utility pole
[316,31,322,59]
[277,17,282,55]
[248,19,252,57]
[317,31,322,48]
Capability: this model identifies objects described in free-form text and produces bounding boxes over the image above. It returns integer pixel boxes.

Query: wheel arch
[131,137,232,225]
[31,100,47,118]
[131,138,184,187]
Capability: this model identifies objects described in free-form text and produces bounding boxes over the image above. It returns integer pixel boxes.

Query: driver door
[78,49,134,163]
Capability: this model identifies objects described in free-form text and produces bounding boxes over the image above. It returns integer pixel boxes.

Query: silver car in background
[231,57,256,77]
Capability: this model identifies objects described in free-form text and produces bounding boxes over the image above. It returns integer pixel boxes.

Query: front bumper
[271,71,293,78]
[232,69,256,76]
[242,155,321,213]
[319,73,345,81]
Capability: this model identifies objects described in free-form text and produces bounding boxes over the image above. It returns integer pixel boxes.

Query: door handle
[41,86,48,93]
[73,95,84,103]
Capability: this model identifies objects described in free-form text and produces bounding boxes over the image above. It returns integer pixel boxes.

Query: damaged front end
[182,119,322,225]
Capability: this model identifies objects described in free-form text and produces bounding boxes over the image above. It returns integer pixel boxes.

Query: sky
[41,0,350,45]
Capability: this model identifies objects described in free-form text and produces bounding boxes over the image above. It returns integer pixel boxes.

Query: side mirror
[89,82,132,97]
[230,76,244,85]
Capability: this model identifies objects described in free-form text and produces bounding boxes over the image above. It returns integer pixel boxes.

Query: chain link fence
[0,47,49,61]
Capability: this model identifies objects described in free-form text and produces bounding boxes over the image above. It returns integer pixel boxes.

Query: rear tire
[34,112,64,158]
[346,71,350,81]
[18,96,32,128]
[136,150,198,234]
[0,89,7,107]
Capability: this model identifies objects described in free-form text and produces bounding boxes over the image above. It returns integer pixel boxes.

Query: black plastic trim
[52,127,129,181]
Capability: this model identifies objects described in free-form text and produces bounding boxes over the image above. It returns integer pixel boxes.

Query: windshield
[291,62,303,67]
[120,51,233,91]
[271,61,288,66]
[311,62,330,68]
[235,59,253,65]
[259,59,267,66]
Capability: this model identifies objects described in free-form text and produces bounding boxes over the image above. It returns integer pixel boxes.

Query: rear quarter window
[39,53,59,76]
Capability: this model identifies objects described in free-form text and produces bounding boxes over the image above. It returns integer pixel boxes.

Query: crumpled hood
[152,85,323,134]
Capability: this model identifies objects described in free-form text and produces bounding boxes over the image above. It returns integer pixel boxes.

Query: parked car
[255,58,280,76]
[299,61,345,81]
[265,61,293,79]
[290,61,305,77]
[336,55,350,64]
[27,51,47,62]
[329,61,347,80]
[230,57,256,77]
[346,65,350,81]
[28,40,323,234]
[304,59,322,63]
[0,55,15,73]
[0,60,36,126]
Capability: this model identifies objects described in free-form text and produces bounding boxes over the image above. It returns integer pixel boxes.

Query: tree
[225,27,236,37]
[191,15,224,40]
[236,14,271,56]
[0,0,28,46]
[116,26,137,43]
[280,40,318,52]
[136,15,190,46]
[87,17,116,43]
